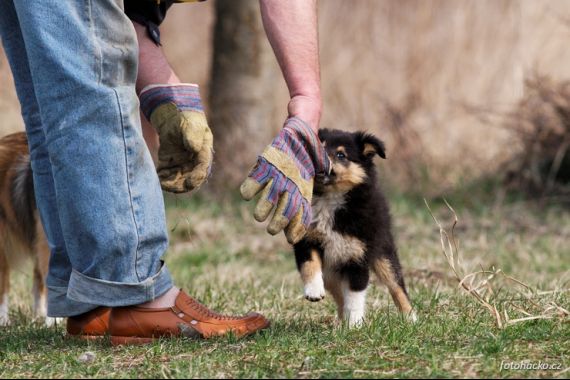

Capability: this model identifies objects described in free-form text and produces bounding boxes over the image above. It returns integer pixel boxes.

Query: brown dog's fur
[0,132,51,325]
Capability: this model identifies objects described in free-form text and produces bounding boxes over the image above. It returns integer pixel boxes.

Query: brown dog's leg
[33,224,53,325]
[0,246,9,326]
[372,257,416,321]
[32,256,48,318]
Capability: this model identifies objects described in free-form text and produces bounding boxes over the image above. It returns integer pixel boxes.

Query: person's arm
[241,1,328,244]
[260,0,321,132]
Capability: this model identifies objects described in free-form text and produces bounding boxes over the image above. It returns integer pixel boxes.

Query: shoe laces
[184,297,241,321]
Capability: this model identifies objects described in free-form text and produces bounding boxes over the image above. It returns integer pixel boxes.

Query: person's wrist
[287,94,322,133]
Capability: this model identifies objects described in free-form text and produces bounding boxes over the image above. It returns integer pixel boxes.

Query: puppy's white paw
[342,286,366,328]
[304,276,326,302]
[346,314,364,328]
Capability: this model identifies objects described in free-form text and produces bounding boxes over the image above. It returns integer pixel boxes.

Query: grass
[0,187,568,378]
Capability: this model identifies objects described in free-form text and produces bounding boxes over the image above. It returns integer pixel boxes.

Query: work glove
[240,117,330,244]
[140,84,213,193]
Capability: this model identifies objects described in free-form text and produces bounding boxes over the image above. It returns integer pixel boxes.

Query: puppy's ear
[357,132,386,159]
[318,128,331,143]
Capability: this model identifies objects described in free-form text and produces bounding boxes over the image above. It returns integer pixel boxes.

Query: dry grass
[425,199,569,329]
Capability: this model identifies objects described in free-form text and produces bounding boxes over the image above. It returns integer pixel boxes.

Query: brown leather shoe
[67,307,111,339]
[109,290,270,345]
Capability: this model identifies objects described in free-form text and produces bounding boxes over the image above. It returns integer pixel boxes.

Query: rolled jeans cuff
[47,277,98,318]
[66,263,173,308]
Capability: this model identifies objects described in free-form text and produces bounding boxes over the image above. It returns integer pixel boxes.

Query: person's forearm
[133,22,180,94]
[260,0,322,129]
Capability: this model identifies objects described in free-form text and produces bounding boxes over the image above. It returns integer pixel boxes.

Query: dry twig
[424,199,568,328]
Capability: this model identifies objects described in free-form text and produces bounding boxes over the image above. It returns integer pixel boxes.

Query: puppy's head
[315,129,386,194]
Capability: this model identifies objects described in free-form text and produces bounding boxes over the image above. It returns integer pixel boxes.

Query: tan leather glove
[241,117,330,244]
[140,84,213,193]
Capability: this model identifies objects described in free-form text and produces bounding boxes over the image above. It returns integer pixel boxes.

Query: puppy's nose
[315,171,333,185]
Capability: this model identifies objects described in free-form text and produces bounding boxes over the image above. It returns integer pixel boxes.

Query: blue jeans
[0,0,173,317]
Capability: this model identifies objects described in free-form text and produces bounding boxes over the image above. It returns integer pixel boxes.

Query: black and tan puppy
[0,132,52,326]
[294,129,416,327]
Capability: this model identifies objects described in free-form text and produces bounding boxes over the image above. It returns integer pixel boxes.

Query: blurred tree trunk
[208,0,278,190]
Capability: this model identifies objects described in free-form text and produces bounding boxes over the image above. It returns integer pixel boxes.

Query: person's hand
[240,117,330,244]
[140,84,213,193]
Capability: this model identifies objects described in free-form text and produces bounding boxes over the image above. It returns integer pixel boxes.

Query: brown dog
[0,132,52,326]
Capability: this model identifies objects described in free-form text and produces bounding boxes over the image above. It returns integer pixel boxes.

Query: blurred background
[1,0,569,199]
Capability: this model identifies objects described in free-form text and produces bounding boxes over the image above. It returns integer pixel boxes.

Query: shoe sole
[110,321,270,346]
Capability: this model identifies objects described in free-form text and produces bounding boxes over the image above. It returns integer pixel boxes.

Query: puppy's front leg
[294,243,326,302]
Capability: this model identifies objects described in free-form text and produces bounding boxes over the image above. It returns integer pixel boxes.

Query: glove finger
[240,175,265,200]
[285,207,307,244]
[267,193,291,235]
[157,165,182,180]
[157,168,187,193]
[184,154,211,191]
[253,179,275,222]
[202,127,214,175]
[185,134,214,191]
[181,111,209,152]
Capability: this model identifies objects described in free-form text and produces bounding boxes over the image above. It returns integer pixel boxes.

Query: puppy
[0,132,52,326]
[294,129,416,327]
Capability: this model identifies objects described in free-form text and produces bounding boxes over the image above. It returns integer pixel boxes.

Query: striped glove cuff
[139,84,204,121]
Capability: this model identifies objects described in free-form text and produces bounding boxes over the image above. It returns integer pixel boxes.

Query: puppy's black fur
[293,129,414,326]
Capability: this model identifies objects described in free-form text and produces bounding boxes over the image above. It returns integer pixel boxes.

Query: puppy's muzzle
[315,172,330,186]
[314,170,337,194]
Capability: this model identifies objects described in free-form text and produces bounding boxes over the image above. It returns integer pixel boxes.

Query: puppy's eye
[336,151,346,160]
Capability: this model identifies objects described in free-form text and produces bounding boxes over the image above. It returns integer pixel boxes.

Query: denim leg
[0,0,96,316]
[7,0,172,313]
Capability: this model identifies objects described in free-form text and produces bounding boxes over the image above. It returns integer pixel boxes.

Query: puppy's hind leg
[294,243,326,302]
[372,256,417,322]
[340,263,369,328]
